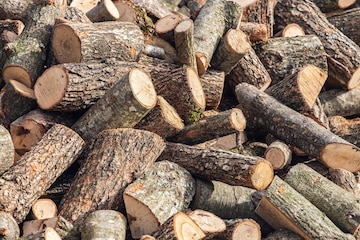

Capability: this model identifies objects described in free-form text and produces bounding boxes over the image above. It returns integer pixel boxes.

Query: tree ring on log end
[233,219,261,240]
[229,108,246,131]
[174,212,205,240]
[52,24,82,63]
[338,0,356,8]
[34,66,68,110]
[129,69,157,109]
[186,68,206,109]
[158,96,184,130]
[2,65,32,88]
[348,67,360,90]
[249,160,274,190]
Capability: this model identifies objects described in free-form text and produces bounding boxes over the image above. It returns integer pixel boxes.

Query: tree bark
[329,116,360,147]
[86,0,120,22]
[328,168,360,198]
[158,142,274,189]
[0,20,24,37]
[0,125,14,175]
[70,0,100,13]
[0,211,19,240]
[311,0,355,13]
[112,0,137,23]
[21,227,61,240]
[199,69,225,110]
[134,0,172,18]
[264,229,303,240]
[0,124,85,223]
[235,83,360,172]
[239,22,268,42]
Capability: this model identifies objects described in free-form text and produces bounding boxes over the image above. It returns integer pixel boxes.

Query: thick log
[255,176,355,240]
[112,0,137,23]
[239,22,268,42]
[0,212,19,240]
[155,14,181,45]
[187,210,226,235]
[152,212,205,240]
[0,124,85,223]
[124,161,195,238]
[158,142,274,189]
[52,21,144,64]
[199,69,225,110]
[285,163,360,237]
[168,108,246,145]
[59,128,165,225]
[29,198,57,220]
[235,83,360,172]
[265,64,328,113]
[319,86,360,117]
[329,116,360,147]
[21,227,61,240]
[311,0,355,12]
[71,69,157,144]
[264,141,292,170]
[86,0,120,22]
[329,168,360,198]
[275,0,360,90]
[254,35,328,85]
[0,125,14,175]
[80,210,126,240]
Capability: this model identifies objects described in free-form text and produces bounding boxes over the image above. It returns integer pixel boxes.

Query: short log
[0,125,14,175]
[264,141,292,170]
[86,0,120,22]
[0,211,19,240]
[112,0,137,23]
[275,23,305,37]
[134,0,172,18]
[187,209,226,235]
[264,229,303,240]
[70,0,100,13]
[239,22,268,42]
[29,198,58,220]
[155,14,181,45]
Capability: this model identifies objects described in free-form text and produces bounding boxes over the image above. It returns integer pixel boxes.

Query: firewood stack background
[1,0,360,239]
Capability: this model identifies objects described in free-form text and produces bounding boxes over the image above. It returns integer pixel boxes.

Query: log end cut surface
[230,108,246,131]
[187,68,206,110]
[321,142,360,172]
[130,69,157,109]
[34,66,68,110]
[250,160,274,190]
[2,66,32,88]
[158,95,185,130]
[52,24,82,63]
[174,212,206,240]
[349,67,360,90]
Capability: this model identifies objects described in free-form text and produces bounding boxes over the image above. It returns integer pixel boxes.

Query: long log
[235,83,360,172]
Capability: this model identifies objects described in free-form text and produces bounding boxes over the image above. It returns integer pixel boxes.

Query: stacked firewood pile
[1,0,360,239]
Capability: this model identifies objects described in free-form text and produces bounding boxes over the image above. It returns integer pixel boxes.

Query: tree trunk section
[239,22,268,42]
[155,14,181,45]
[329,116,360,147]
[134,0,172,19]
[311,0,355,13]
[328,168,360,198]
[29,198,58,220]
[70,0,100,13]
[0,212,19,240]
[123,160,195,238]
[158,142,274,189]
[0,124,85,223]
[264,140,292,170]
[86,0,120,22]
[199,69,225,110]
[275,23,305,38]
[264,229,303,240]
[187,210,226,235]
[0,125,14,175]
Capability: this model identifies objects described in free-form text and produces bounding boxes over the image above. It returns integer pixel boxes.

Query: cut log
[285,163,360,237]
[70,0,100,13]
[0,125,14,175]
[158,142,274,189]
[264,229,303,240]
[210,29,251,74]
[264,141,292,170]
[328,168,360,198]
[235,83,360,172]
[29,198,58,220]
[239,22,268,42]
[199,69,225,110]
[311,0,356,13]
[187,210,226,235]
[134,0,172,18]
[265,64,328,113]
[0,20,24,37]
[319,86,360,117]
[59,128,165,225]
[134,96,184,139]
[0,211,19,240]
[304,97,330,129]
[80,210,127,240]
[112,0,137,23]
[86,0,120,22]
[71,68,157,144]
[254,35,328,85]
[255,176,355,240]
[168,108,246,145]
[327,7,360,47]
[152,212,205,240]
[0,124,85,223]
[155,14,181,45]
[123,160,195,238]
[274,0,360,90]
[275,23,305,37]
[329,116,360,147]
[22,217,58,237]
[52,21,144,64]
[187,0,206,20]
[21,227,61,240]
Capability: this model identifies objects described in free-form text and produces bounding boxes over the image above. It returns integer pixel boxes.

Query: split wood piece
[328,7,360,46]
[311,0,355,13]
[59,128,165,224]
[264,141,292,170]
[134,0,172,18]
[204,218,261,240]
[168,108,246,145]
[254,35,328,86]
[29,198,58,220]
[264,229,303,240]
[86,0,120,22]
[235,83,360,172]
[193,0,242,75]
[187,209,226,235]
[155,14,181,45]
[0,211,19,240]
[0,124,85,223]
[275,23,305,38]
[112,0,137,23]
[158,142,274,189]
[0,20,24,39]
[152,212,205,240]
[80,210,127,240]
[285,163,360,237]
[265,65,328,113]
[71,68,157,144]
[174,18,197,73]
[21,227,61,240]
[199,69,225,110]
[275,0,360,90]
[0,80,36,128]
[304,97,330,129]
[319,86,360,117]
[239,22,268,42]
[70,0,100,13]
[22,217,58,237]
[151,67,205,125]
[0,125,14,175]
[124,160,195,238]
[329,168,360,198]
[187,0,207,19]
[2,6,67,87]
[52,21,144,64]
[242,0,277,39]
[134,96,184,139]
[211,29,251,75]
[255,176,355,240]
[226,47,272,93]
[329,116,360,147]
[10,109,76,157]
